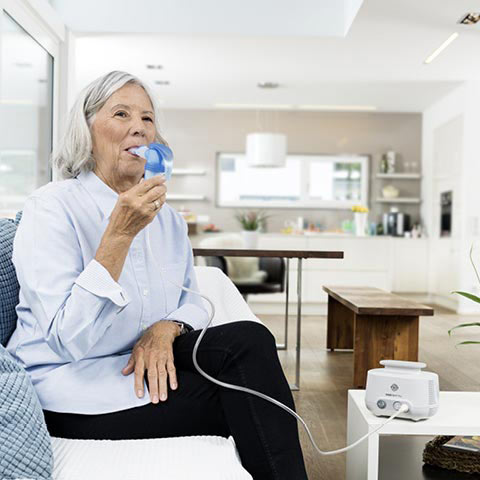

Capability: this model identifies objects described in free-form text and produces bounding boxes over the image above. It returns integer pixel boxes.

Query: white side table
[346,390,480,480]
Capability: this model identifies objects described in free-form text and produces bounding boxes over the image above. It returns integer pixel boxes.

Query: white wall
[422,82,480,314]
[159,109,422,233]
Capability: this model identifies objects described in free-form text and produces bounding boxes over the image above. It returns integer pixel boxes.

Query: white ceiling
[52,0,480,112]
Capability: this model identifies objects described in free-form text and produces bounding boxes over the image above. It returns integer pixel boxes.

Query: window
[0,11,53,217]
[217,153,369,209]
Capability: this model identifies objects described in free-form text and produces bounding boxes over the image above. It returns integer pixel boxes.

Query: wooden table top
[323,285,434,316]
[193,248,344,259]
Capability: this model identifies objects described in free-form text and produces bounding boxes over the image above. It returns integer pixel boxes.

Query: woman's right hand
[107,176,167,239]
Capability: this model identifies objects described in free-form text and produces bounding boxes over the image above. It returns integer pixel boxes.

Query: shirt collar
[77,170,118,220]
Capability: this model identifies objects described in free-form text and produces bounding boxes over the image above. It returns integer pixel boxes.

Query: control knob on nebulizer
[129,143,173,180]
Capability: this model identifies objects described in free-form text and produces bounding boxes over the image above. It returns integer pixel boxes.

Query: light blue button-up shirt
[6,170,208,414]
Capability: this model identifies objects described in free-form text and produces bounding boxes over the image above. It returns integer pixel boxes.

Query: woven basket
[423,436,480,474]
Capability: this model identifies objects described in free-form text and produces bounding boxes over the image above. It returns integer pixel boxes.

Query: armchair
[204,255,286,301]
[199,234,286,301]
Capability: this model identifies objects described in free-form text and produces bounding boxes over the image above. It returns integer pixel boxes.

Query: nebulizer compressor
[131,142,423,456]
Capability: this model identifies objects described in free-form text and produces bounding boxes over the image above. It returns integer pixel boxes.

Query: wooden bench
[323,286,434,388]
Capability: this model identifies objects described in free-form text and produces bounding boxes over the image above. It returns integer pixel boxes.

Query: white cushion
[51,435,252,480]
[230,270,267,285]
[198,234,265,285]
[51,267,260,479]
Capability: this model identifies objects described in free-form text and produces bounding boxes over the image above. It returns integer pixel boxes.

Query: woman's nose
[130,115,146,137]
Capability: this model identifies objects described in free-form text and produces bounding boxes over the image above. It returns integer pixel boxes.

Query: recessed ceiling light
[146,64,163,70]
[155,80,170,86]
[458,13,480,25]
[214,103,292,110]
[299,105,377,111]
[257,82,280,89]
[424,32,459,64]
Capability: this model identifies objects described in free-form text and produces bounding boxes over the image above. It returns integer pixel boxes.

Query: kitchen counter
[190,232,425,243]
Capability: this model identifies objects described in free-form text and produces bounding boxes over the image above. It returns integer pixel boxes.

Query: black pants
[43,321,308,480]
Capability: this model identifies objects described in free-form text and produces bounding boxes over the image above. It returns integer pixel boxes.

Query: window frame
[0,0,63,216]
[216,152,370,210]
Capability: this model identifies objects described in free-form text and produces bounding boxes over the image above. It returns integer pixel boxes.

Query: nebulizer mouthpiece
[129,143,174,180]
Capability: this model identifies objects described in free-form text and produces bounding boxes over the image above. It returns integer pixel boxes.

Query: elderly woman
[6,71,308,479]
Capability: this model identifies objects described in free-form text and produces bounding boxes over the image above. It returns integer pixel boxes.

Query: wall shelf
[376,173,421,180]
[376,197,421,204]
[167,194,206,201]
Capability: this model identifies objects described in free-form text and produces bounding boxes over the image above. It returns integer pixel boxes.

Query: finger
[147,354,159,404]
[158,360,168,402]
[136,176,165,196]
[134,352,146,398]
[142,185,167,204]
[122,356,134,375]
[167,356,178,390]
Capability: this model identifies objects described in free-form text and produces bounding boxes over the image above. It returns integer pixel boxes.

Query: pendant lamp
[246,132,287,168]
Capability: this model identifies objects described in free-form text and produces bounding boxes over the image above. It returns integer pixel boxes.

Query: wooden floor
[259,303,480,480]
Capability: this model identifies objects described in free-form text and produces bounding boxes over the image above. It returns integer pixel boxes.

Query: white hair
[53,71,167,179]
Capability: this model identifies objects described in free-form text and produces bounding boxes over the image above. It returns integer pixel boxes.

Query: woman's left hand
[122,321,181,403]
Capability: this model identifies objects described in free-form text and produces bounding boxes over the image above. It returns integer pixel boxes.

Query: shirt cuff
[75,259,131,311]
[164,304,209,331]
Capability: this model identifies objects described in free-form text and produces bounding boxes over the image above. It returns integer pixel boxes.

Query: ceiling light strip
[299,105,377,111]
[214,103,293,110]
[424,32,459,64]
[214,104,377,111]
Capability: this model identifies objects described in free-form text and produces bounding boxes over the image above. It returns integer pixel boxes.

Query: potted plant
[352,205,369,237]
[235,210,269,249]
[449,245,480,345]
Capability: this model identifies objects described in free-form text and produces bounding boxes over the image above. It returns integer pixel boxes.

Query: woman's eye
[143,117,153,122]
[114,111,128,118]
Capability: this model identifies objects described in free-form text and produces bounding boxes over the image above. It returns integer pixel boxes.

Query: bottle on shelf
[386,150,396,174]
[380,154,388,174]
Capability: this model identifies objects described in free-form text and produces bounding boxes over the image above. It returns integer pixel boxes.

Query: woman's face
[91,83,156,190]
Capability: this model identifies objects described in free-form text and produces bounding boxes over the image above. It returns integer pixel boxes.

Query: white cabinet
[305,237,389,271]
[428,238,459,309]
[246,235,429,311]
[390,239,428,292]
[305,237,392,303]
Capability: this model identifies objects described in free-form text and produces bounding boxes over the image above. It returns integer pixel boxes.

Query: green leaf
[455,341,480,347]
[235,210,271,231]
[470,244,480,286]
[452,291,480,304]
[448,322,480,336]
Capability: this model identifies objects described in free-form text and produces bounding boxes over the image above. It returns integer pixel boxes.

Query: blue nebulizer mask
[128,143,174,180]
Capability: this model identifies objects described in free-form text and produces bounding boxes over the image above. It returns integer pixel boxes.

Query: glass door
[0,11,53,217]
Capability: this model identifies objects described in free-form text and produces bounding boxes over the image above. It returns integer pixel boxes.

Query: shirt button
[143,289,149,296]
